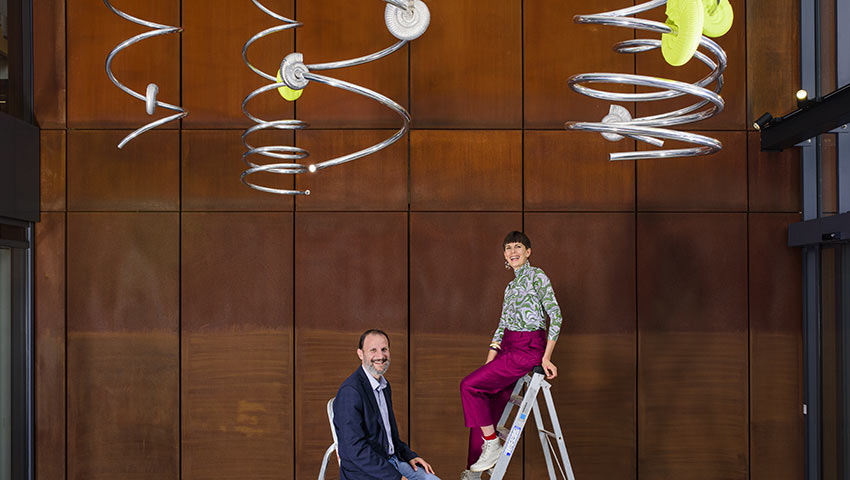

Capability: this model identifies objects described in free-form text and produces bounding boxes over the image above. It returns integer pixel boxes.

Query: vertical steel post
[800,1,821,479]
[835,2,850,478]
[837,0,850,214]
[838,245,850,480]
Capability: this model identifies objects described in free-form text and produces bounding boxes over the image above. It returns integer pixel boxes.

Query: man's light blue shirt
[362,365,394,456]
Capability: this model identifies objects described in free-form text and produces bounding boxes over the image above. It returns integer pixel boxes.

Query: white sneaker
[460,469,482,480]
[469,437,502,472]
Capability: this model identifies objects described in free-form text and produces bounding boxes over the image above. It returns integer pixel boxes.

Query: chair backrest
[318,397,340,480]
[328,398,340,462]
[327,398,339,444]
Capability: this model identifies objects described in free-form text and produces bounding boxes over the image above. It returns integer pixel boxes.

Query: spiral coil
[104,1,187,149]
[241,0,429,195]
[566,0,728,160]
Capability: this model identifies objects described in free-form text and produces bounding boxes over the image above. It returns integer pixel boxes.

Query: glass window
[820,245,850,480]
[0,0,29,120]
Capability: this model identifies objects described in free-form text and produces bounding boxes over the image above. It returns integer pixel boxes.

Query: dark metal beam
[759,82,850,151]
[788,212,850,247]
[0,115,39,223]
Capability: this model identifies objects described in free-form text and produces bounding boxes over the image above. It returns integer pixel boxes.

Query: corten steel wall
[32,0,804,479]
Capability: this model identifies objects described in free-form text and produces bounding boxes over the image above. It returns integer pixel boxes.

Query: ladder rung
[540,429,557,438]
[509,394,524,406]
[496,426,509,440]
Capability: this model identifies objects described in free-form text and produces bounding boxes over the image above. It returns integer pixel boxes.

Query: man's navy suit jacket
[333,367,417,480]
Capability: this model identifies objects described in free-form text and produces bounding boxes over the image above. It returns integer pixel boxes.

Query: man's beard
[365,357,390,377]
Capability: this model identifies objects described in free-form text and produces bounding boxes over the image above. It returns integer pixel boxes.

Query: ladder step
[540,429,557,438]
[496,426,509,440]
[509,394,524,406]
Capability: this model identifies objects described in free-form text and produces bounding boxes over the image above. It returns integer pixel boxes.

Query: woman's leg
[462,330,548,468]
[460,354,526,429]
[465,380,513,467]
[461,352,528,468]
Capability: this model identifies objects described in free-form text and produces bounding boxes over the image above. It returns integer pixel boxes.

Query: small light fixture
[796,89,811,108]
[753,112,773,130]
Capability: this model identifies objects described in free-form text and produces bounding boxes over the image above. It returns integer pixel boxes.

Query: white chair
[317,398,339,480]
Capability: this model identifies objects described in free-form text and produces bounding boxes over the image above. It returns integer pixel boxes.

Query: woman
[459,231,563,479]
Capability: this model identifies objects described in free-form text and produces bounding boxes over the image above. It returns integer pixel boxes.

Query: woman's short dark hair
[503,231,531,250]
[359,329,390,349]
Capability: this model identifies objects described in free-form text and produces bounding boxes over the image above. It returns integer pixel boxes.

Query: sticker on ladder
[504,425,522,457]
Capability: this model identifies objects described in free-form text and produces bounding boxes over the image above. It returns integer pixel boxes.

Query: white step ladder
[486,366,575,480]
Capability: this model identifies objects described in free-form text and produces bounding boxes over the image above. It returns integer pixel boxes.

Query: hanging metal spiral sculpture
[104,1,187,149]
[241,0,430,195]
[565,0,730,160]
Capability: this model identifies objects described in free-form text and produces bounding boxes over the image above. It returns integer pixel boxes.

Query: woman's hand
[485,349,498,364]
[542,358,558,379]
[541,340,558,379]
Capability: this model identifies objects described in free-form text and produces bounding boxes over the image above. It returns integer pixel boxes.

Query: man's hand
[408,457,436,475]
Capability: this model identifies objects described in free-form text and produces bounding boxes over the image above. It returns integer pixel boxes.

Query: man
[334,329,440,480]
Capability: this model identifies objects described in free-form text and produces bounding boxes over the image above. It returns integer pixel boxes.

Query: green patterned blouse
[492,262,563,343]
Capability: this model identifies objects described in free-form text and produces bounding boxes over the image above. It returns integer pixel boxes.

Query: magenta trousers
[459,329,546,467]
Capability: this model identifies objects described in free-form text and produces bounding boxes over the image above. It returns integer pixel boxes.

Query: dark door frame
[0,218,34,480]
